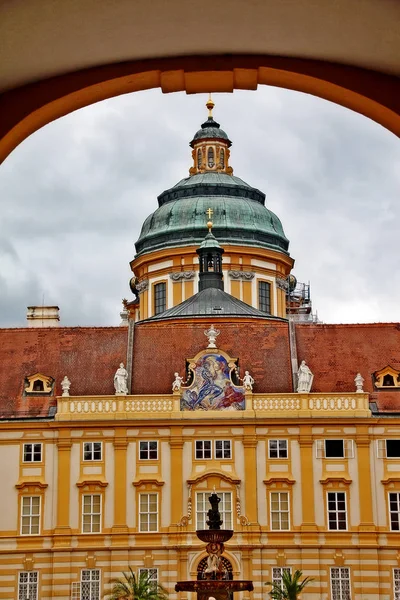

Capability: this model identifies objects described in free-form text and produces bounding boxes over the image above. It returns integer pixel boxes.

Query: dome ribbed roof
[190,117,231,146]
[135,173,289,256]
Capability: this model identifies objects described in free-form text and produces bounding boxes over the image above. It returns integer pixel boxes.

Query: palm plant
[265,569,313,600]
[106,568,168,600]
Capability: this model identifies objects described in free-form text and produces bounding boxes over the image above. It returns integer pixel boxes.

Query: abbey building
[0,99,399,600]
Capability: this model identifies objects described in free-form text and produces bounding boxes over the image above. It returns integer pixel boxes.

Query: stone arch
[1,54,399,164]
[197,556,233,580]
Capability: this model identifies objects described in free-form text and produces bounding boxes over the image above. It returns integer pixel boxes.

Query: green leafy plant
[106,568,168,600]
[265,569,313,600]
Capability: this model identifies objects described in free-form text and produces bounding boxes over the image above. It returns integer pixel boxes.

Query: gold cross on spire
[206,207,213,232]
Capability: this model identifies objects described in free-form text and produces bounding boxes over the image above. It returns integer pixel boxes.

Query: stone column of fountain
[175,491,253,600]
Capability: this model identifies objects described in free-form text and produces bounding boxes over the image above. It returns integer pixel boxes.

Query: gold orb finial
[206,207,214,232]
[206,93,215,118]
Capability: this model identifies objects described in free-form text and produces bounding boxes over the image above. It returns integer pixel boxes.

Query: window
[196,491,232,530]
[215,440,231,459]
[389,492,400,530]
[139,441,158,460]
[21,496,40,535]
[219,149,225,168]
[394,568,400,600]
[272,567,291,590]
[270,492,290,530]
[18,571,38,600]
[139,493,158,532]
[81,570,100,600]
[197,148,202,169]
[327,492,347,530]
[330,567,351,600]
[82,494,101,533]
[154,282,166,315]
[195,440,212,459]
[258,281,271,313]
[139,568,158,584]
[23,443,42,463]
[268,439,288,459]
[83,442,102,461]
[208,147,214,168]
[316,439,354,459]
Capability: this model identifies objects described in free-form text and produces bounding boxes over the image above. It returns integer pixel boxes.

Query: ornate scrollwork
[170,271,195,281]
[228,271,255,281]
[136,280,149,293]
[276,277,288,291]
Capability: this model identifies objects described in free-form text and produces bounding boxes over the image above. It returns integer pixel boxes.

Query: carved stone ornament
[114,363,128,395]
[228,270,255,281]
[136,280,149,294]
[276,277,289,291]
[170,271,195,281]
[204,324,220,349]
[354,372,364,393]
[61,376,71,397]
[297,360,314,393]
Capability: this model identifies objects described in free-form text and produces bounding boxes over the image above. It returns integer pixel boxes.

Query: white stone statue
[172,372,184,392]
[114,363,128,395]
[297,360,314,393]
[61,376,71,397]
[354,372,365,393]
[243,370,254,391]
[204,324,220,349]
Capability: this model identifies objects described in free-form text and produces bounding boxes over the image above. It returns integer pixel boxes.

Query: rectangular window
[139,441,158,460]
[154,282,166,315]
[23,443,42,463]
[268,439,288,459]
[81,569,100,600]
[270,491,290,530]
[327,492,347,530]
[272,567,291,590]
[215,440,231,459]
[139,493,158,532]
[82,494,101,533]
[18,571,38,600]
[195,440,212,459]
[196,491,232,530]
[316,439,353,459]
[389,492,400,531]
[83,442,102,461]
[139,568,158,584]
[386,439,400,458]
[258,281,271,313]
[330,567,351,600]
[394,568,400,600]
[21,496,40,535]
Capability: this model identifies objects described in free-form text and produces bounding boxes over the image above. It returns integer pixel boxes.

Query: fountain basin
[196,529,233,543]
[175,579,254,600]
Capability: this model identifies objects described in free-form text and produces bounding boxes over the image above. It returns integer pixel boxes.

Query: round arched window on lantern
[220,148,225,168]
[197,148,202,169]
[208,147,215,168]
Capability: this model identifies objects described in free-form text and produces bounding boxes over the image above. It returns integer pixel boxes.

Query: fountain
[175,491,254,600]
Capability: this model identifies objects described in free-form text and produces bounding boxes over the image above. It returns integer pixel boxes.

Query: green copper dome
[135,172,289,256]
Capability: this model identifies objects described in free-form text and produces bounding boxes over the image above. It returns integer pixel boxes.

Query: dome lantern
[189,95,233,176]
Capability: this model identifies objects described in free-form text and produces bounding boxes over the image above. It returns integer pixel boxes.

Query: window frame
[153,281,167,315]
[83,441,102,462]
[270,491,290,531]
[272,567,291,590]
[330,566,351,600]
[80,569,101,600]
[394,568,400,600]
[139,440,158,461]
[139,492,159,533]
[18,571,39,600]
[20,495,41,536]
[389,491,400,531]
[138,568,158,584]
[258,280,272,314]
[82,493,102,534]
[268,439,288,459]
[316,439,354,459]
[196,491,232,530]
[214,439,232,460]
[195,440,212,460]
[327,491,348,531]
[22,442,43,463]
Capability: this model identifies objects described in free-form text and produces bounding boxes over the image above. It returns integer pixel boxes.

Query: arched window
[383,374,395,386]
[197,148,202,169]
[208,147,214,168]
[33,380,44,392]
[219,149,225,168]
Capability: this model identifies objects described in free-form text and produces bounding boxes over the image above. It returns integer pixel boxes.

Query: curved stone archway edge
[0,54,399,163]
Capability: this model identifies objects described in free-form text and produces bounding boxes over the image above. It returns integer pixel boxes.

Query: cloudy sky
[0,87,399,327]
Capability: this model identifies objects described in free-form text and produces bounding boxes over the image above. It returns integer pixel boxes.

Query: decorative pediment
[187,469,241,486]
[374,365,400,388]
[15,479,48,491]
[179,348,246,411]
[24,373,54,395]
[76,478,108,490]
[132,478,164,488]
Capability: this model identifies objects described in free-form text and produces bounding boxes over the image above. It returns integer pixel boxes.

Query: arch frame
[0,54,399,164]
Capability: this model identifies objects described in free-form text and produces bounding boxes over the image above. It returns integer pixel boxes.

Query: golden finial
[206,207,213,232]
[206,93,215,118]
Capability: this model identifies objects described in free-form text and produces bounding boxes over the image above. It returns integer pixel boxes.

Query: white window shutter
[316,439,324,458]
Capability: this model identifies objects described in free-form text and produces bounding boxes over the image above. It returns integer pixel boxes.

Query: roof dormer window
[24,373,54,396]
[374,365,400,389]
